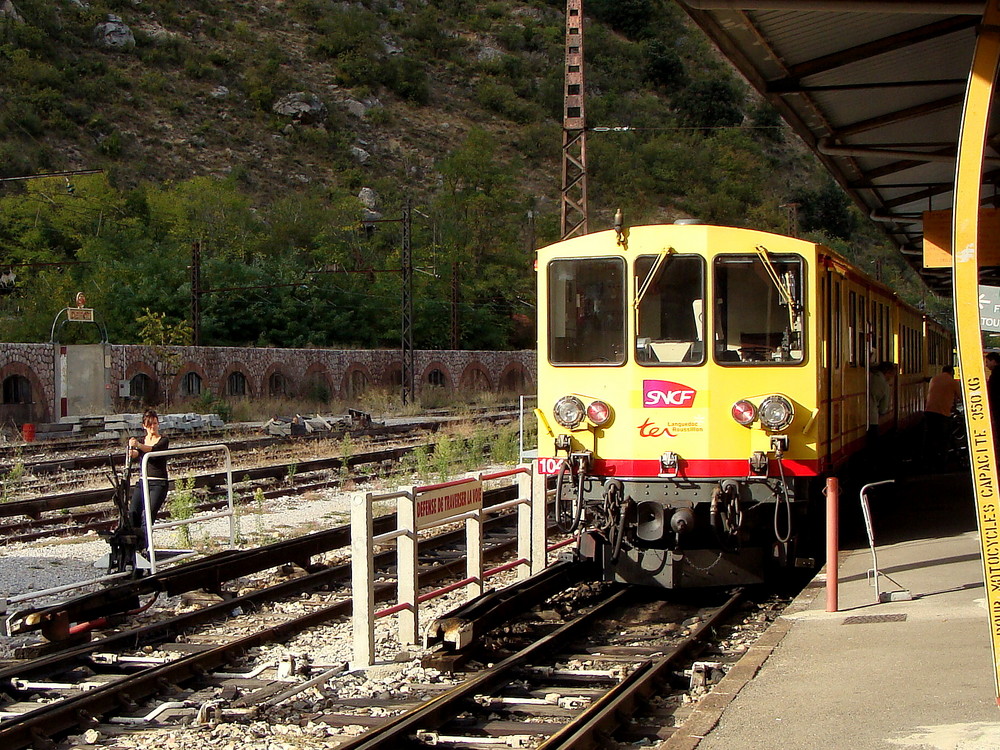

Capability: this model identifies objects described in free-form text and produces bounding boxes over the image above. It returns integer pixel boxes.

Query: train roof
[674,1,996,297]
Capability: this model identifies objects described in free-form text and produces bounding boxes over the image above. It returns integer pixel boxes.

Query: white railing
[139,443,236,574]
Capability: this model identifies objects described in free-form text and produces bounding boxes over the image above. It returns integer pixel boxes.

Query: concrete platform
[665,471,1000,750]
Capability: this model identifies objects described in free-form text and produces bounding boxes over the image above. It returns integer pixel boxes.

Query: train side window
[634,254,705,365]
[547,257,626,365]
[848,290,857,366]
[713,253,805,365]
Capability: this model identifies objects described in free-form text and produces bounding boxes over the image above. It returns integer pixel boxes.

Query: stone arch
[301,363,334,403]
[0,360,49,425]
[459,362,493,392]
[421,361,452,388]
[498,363,532,394]
[220,363,254,399]
[124,362,160,407]
[173,362,208,400]
[342,364,374,400]
[264,363,292,398]
[382,361,403,388]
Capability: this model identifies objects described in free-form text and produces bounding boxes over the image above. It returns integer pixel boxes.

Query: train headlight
[758,395,794,431]
[731,399,757,427]
[586,400,612,426]
[553,396,586,429]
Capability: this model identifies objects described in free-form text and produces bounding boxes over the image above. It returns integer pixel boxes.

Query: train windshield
[713,253,804,365]
[547,257,626,365]
[634,254,706,365]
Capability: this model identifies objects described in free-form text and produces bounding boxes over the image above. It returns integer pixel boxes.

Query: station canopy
[675,1,999,294]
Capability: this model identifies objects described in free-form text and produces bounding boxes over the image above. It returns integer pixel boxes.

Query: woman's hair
[142,408,159,426]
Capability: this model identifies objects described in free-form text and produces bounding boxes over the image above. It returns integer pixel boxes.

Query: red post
[826,476,839,612]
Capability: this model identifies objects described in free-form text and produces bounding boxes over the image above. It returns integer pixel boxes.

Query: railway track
[0,443,421,543]
[331,582,748,749]
[0,406,521,499]
[1,406,524,543]
[0,487,534,749]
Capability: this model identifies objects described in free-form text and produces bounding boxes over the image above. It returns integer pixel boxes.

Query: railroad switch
[687,660,725,689]
[420,651,470,674]
[416,730,533,747]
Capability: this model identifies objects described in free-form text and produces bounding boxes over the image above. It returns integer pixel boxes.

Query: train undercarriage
[555,463,813,588]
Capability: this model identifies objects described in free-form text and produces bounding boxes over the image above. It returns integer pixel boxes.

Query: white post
[517,470,532,579]
[398,487,418,647]
[530,464,548,574]
[467,507,483,599]
[351,493,375,668]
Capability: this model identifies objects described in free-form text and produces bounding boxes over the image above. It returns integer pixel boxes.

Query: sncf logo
[643,380,696,408]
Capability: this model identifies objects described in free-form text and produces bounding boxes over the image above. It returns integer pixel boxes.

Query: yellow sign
[953,1,1000,705]
[415,478,482,530]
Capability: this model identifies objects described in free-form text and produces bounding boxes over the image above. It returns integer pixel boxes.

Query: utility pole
[401,199,415,405]
[190,240,201,345]
[561,0,588,239]
[450,261,460,350]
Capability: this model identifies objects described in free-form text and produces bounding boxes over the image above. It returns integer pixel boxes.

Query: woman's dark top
[143,437,170,479]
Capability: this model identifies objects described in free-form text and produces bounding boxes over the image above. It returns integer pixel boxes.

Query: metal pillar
[560,0,588,240]
[401,200,415,405]
[451,260,460,350]
[952,0,1000,705]
[190,241,201,346]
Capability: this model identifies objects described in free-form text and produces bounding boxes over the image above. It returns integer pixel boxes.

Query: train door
[821,268,845,468]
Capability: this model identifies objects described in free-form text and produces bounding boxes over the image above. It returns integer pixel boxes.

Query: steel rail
[535,588,745,749]
[4,484,518,638]
[333,587,633,750]
[0,524,533,748]
[0,444,418,520]
[2,406,521,522]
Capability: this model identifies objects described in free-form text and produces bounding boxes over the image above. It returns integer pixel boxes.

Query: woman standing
[128,409,170,536]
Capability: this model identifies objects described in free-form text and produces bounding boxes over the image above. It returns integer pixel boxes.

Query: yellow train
[534,222,951,587]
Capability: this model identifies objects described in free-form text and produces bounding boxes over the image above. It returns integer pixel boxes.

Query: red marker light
[587,400,612,425]
[732,399,756,426]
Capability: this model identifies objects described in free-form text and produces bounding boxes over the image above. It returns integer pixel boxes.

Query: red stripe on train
[593,457,820,478]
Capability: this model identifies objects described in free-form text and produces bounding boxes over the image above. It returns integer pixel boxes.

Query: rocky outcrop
[93,15,135,50]
[272,92,328,124]
[0,0,23,23]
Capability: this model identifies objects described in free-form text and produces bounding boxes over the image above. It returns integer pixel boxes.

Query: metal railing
[139,443,236,575]
[351,467,546,668]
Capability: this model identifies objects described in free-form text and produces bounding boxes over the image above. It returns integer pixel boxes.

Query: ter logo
[643,380,696,408]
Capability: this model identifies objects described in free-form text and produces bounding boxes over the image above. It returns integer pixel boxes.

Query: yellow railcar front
[536,224,824,587]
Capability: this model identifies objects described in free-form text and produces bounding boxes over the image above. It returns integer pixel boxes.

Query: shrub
[676,77,744,132]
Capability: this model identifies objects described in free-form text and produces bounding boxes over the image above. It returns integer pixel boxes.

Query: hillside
[0,0,943,349]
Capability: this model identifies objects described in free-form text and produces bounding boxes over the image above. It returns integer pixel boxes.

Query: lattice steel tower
[561,0,588,239]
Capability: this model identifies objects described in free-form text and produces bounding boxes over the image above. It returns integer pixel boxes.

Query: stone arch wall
[122,361,160,408]
[459,361,493,391]
[263,362,294,398]
[0,357,50,425]
[172,361,209,401]
[382,361,403,387]
[421,360,452,388]
[342,363,374,399]
[301,362,334,401]
[497,362,533,393]
[219,362,255,399]
[0,344,536,425]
